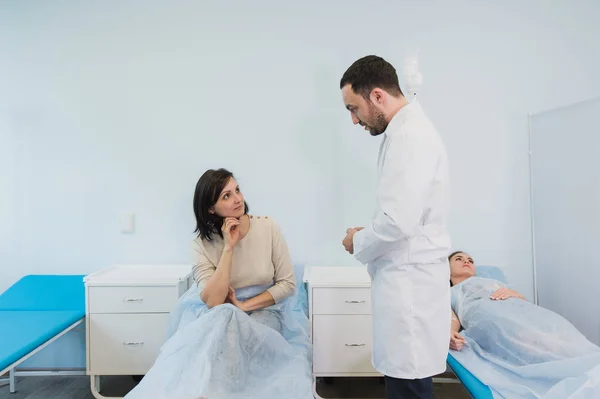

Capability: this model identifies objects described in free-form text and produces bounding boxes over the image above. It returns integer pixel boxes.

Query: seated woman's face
[210,178,246,219]
[450,252,476,279]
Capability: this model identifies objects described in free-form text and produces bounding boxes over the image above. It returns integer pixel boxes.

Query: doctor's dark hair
[193,168,249,242]
[340,55,404,100]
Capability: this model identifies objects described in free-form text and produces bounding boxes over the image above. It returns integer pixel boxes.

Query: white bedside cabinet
[84,264,192,399]
[304,266,380,398]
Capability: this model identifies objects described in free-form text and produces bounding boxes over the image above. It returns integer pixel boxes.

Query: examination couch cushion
[0,274,86,312]
[0,310,84,372]
[447,353,494,399]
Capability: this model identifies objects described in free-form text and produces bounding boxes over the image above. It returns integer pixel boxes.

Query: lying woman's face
[450,252,476,278]
[210,178,246,219]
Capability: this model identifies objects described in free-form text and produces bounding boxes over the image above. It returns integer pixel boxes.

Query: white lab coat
[353,103,452,379]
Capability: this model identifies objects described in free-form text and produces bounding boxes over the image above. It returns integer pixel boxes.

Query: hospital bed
[0,267,501,398]
[299,264,503,399]
[444,265,510,399]
[0,274,86,393]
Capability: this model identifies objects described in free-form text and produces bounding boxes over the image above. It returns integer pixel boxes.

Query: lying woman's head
[193,168,249,241]
[448,251,476,284]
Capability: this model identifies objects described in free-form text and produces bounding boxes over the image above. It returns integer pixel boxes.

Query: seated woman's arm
[230,287,276,312]
[230,220,296,312]
[193,240,233,308]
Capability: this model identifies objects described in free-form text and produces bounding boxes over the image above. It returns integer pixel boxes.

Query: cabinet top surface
[304,266,371,287]
[84,264,192,285]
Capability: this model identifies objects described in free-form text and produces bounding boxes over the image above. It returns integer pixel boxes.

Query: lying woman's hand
[490,287,525,300]
[450,331,465,351]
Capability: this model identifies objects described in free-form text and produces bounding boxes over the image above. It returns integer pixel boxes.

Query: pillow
[293,264,305,288]
[292,264,309,316]
[475,265,508,284]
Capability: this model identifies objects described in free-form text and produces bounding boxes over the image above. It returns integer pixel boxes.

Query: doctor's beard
[365,103,389,136]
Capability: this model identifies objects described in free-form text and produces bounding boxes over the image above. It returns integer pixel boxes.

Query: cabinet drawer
[89,313,169,375]
[88,286,178,313]
[313,315,377,374]
[312,288,371,315]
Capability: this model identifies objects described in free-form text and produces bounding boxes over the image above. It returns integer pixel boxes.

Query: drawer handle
[123,341,144,346]
[124,298,144,302]
[345,343,366,347]
[345,300,366,304]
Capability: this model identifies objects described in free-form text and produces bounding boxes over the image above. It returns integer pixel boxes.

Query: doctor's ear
[370,88,386,104]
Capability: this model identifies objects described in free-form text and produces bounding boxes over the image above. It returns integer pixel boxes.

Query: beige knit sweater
[192,215,296,303]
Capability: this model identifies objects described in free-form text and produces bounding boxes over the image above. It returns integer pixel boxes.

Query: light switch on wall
[121,213,135,234]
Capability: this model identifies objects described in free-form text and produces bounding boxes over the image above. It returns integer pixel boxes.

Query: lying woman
[447,251,600,399]
[124,168,313,399]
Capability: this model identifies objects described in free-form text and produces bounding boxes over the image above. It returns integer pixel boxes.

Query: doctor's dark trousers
[384,375,434,399]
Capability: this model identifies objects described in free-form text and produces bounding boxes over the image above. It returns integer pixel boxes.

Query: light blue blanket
[124,282,313,399]
[450,276,600,398]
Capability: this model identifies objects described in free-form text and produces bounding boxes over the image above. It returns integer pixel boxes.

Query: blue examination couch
[445,265,509,399]
[0,275,86,393]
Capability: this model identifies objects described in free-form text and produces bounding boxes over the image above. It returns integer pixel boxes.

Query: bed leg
[90,375,122,399]
[9,368,15,393]
[433,377,461,384]
[312,376,326,399]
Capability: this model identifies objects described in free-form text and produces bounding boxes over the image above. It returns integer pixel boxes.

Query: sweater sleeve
[191,238,216,296]
[266,220,296,303]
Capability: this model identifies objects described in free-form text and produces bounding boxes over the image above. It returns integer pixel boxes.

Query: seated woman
[447,251,600,398]
[124,169,313,399]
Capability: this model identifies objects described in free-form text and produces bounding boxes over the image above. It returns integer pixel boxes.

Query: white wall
[1,0,599,368]
[0,115,18,283]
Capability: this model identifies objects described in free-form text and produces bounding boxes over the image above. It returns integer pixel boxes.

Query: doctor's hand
[450,331,465,351]
[342,228,360,254]
[490,287,525,301]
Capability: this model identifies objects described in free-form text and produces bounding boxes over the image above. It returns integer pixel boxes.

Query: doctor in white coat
[339,55,452,399]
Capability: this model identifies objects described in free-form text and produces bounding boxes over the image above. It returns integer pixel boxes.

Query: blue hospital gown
[123,284,313,399]
[450,276,600,398]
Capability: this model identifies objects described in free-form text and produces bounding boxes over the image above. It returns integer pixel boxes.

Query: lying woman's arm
[451,309,461,333]
[450,309,465,351]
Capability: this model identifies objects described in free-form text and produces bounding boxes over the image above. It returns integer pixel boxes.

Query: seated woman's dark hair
[193,168,249,241]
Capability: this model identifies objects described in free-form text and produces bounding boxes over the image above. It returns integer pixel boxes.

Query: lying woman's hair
[448,250,464,261]
[193,168,249,241]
